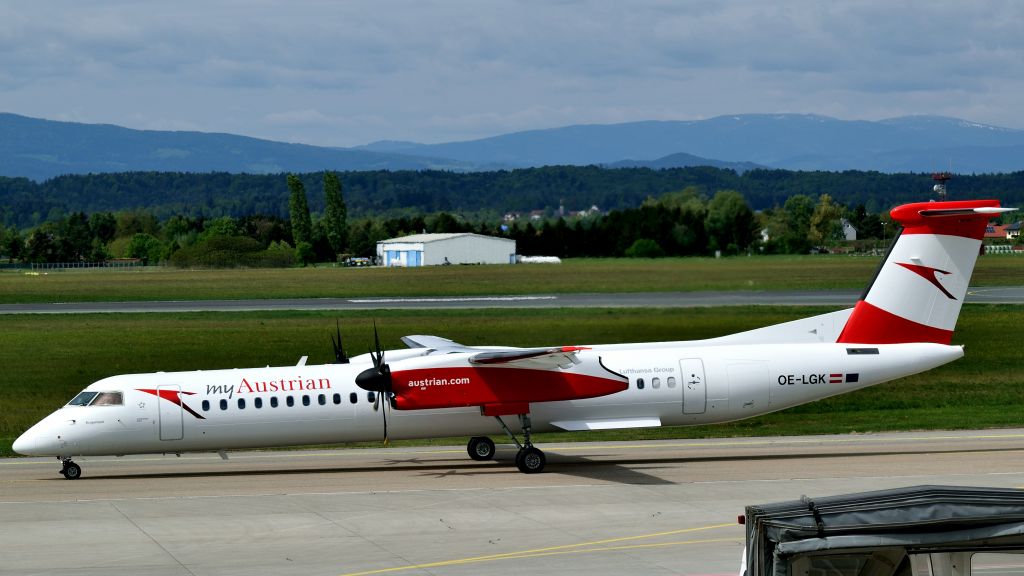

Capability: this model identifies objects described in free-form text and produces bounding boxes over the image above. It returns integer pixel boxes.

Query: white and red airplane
[13,199,1014,478]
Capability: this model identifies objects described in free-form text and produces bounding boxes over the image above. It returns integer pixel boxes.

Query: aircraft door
[157,385,184,441]
[679,358,707,414]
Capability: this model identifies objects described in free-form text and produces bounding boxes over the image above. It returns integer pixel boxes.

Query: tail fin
[837,199,1015,344]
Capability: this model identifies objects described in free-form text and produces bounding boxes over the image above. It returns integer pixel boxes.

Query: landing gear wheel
[467,436,496,461]
[515,447,546,474]
[61,461,82,480]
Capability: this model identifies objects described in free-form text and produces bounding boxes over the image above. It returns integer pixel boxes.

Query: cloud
[0,0,1022,146]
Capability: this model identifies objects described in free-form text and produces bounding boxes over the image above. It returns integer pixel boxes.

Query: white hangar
[376,233,517,267]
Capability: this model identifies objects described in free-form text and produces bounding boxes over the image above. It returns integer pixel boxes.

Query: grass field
[1,254,1022,303]
[2,305,1021,457]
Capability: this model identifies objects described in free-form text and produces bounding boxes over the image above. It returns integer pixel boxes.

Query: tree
[768,194,815,254]
[60,212,93,261]
[24,229,59,263]
[125,233,165,265]
[809,194,844,246]
[287,174,312,246]
[199,216,240,241]
[624,238,665,258]
[88,212,117,244]
[704,190,755,254]
[6,227,25,262]
[322,172,348,256]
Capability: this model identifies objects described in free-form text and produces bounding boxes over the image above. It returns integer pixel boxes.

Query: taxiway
[3,429,1024,575]
[1,285,1023,314]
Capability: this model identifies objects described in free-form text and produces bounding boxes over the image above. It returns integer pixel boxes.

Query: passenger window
[255,397,263,409]
[302,395,310,407]
[333,393,341,405]
[368,392,376,403]
[636,378,645,390]
[350,392,357,404]
[286,396,294,407]
[202,400,210,411]
[237,398,245,409]
[667,377,677,388]
[220,399,228,410]
[652,377,661,389]
[270,396,279,408]
[68,391,98,406]
[318,394,326,406]
[92,392,123,406]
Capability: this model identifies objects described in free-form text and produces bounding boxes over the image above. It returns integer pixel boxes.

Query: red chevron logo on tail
[896,262,956,300]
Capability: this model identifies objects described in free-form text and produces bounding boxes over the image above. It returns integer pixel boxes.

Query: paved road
[3,429,1024,575]
[2,285,1023,314]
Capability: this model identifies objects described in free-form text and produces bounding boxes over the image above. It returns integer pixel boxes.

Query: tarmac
[3,428,1024,575]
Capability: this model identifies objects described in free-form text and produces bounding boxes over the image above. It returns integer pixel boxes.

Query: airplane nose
[12,427,55,456]
[12,431,35,455]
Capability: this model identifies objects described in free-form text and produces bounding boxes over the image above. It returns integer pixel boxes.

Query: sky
[2,1,1022,147]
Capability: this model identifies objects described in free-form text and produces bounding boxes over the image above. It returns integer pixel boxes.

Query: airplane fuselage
[15,340,962,459]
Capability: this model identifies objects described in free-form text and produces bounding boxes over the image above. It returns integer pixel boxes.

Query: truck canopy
[742,485,1024,576]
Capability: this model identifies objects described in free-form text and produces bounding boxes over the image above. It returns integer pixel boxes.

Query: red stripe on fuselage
[836,300,953,345]
[390,367,628,411]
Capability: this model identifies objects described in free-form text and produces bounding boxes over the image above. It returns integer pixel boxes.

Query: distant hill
[379,114,1024,173]
[604,152,764,173]
[4,112,1024,181]
[0,113,473,181]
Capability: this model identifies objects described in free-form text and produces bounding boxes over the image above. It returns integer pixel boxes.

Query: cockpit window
[67,391,123,406]
[91,392,123,406]
[68,391,98,406]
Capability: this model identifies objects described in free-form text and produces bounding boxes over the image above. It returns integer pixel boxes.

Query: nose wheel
[60,458,82,480]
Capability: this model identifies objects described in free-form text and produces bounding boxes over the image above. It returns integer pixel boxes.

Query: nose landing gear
[60,458,81,480]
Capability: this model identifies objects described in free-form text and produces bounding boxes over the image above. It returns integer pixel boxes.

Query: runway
[4,429,1024,575]
[2,285,1024,313]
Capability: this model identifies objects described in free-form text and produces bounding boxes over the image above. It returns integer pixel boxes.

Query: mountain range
[3,112,1024,181]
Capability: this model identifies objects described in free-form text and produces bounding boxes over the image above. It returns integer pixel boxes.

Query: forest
[1,168,1020,266]
[2,166,1023,230]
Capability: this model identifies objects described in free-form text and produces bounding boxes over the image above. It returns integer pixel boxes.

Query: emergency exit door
[679,359,706,414]
[157,385,184,441]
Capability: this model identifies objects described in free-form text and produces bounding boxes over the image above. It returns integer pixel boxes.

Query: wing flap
[469,346,589,370]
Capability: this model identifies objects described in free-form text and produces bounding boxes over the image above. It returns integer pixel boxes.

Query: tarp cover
[743,485,1024,576]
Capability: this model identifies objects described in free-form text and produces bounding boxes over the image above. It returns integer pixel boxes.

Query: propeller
[355,321,393,444]
[331,320,349,364]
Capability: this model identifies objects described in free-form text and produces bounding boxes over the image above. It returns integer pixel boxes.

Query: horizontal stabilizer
[918,207,1016,217]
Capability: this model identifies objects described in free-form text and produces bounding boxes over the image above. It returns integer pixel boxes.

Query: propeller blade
[371,320,384,368]
[331,320,349,364]
[382,398,389,446]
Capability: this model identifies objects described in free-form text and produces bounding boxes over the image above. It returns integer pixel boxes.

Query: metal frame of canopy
[741,485,1024,576]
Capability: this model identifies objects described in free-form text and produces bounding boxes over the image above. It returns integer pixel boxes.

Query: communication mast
[932,172,952,200]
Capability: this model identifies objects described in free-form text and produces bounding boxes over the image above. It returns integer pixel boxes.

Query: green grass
[2,305,1021,457]
[2,255,1022,303]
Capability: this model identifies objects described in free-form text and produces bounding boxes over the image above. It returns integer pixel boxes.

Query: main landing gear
[60,457,82,480]
[494,414,546,474]
[467,436,496,461]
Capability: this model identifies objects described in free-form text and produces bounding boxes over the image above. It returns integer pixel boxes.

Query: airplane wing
[469,346,589,370]
[402,334,591,369]
[401,334,475,352]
